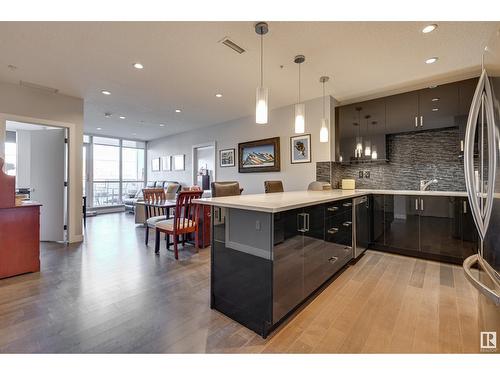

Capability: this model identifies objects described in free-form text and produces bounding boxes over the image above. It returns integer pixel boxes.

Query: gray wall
[317,126,465,192]
[147,96,333,194]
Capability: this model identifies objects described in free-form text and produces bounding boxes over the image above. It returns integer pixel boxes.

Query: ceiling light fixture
[119,116,126,119]
[432,108,439,111]
[432,98,440,101]
[96,127,102,130]
[422,24,438,34]
[255,22,269,125]
[215,93,223,98]
[104,112,112,118]
[159,124,165,127]
[425,57,438,64]
[133,63,144,69]
[294,55,306,134]
[101,90,111,95]
[319,76,329,143]
[175,109,182,113]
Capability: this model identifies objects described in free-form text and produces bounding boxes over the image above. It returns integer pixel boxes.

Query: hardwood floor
[0,212,490,353]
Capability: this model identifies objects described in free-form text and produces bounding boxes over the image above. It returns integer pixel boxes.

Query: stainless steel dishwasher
[353,195,370,258]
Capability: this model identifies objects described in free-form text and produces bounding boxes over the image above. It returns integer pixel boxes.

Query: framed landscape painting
[220,148,235,167]
[238,137,280,173]
[290,134,311,164]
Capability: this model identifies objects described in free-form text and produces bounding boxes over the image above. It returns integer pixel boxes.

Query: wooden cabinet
[386,91,420,133]
[0,204,41,279]
[383,195,420,252]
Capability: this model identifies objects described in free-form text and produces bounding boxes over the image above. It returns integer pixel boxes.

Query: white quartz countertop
[193,189,468,213]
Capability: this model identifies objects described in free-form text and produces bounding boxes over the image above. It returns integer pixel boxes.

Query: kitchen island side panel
[211,206,274,337]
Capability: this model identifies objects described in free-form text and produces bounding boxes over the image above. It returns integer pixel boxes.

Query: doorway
[192,142,215,193]
[6,120,68,242]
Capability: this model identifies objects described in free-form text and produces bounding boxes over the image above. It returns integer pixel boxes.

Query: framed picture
[173,154,185,171]
[151,158,160,171]
[238,137,280,173]
[290,134,311,164]
[161,156,171,171]
[219,148,235,167]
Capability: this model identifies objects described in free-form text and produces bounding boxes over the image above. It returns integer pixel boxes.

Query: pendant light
[364,115,372,157]
[371,121,378,160]
[354,107,363,158]
[255,22,269,125]
[294,55,306,133]
[319,76,329,143]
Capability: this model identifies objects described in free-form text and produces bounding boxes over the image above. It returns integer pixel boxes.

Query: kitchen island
[194,189,473,337]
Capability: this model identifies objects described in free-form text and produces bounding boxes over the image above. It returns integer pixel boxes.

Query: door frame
[191,141,216,188]
[0,113,81,243]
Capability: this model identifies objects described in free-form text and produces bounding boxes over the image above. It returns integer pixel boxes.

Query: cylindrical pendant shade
[371,144,378,160]
[255,87,269,124]
[320,118,329,143]
[294,103,305,133]
[364,140,371,156]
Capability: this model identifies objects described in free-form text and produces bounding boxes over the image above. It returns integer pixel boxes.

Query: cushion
[155,218,196,232]
[146,215,167,228]
[165,183,180,199]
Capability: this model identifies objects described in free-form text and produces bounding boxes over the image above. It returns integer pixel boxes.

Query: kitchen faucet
[420,179,438,191]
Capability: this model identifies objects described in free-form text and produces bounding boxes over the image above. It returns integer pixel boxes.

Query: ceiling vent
[220,37,246,54]
[19,80,59,94]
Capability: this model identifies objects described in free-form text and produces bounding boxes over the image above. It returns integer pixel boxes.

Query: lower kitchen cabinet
[273,201,353,324]
[383,195,420,252]
[371,194,479,264]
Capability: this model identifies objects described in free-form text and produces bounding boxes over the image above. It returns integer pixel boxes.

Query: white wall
[15,130,31,188]
[147,96,333,194]
[0,81,84,243]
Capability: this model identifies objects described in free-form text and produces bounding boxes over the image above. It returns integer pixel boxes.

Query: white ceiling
[0,21,499,141]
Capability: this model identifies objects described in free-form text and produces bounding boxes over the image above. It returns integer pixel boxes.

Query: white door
[30,129,66,242]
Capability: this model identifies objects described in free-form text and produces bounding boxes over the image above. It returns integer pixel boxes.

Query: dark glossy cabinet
[336,77,478,161]
[273,201,353,323]
[371,194,478,263]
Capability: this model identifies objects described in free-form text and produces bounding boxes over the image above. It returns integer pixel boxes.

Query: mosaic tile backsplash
[316,127,466,192]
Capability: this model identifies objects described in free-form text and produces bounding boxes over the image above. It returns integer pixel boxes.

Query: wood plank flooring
[0,212,492,353]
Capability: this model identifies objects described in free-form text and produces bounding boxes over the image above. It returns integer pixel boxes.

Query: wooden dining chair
[142,188,167,245]
[154,191,203,259]
[264,180,284,193]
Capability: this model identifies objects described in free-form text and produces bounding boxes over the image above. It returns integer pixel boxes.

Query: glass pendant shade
[364,140,372,156]
[355,136,363,158]
[371,144,378,160]
[294,103,305,133]
[320,118,329,143]
[255,87,269,124]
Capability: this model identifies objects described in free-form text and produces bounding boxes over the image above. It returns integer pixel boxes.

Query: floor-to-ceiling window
[4,131,17,176]
[83,135,146,209]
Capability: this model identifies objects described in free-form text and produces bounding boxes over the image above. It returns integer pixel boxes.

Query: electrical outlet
[364,170,370,178]
[358,171,364,178]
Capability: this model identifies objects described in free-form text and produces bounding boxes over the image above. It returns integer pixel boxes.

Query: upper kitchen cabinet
[458,77,480,153]
[385,90,419,134]
[418,82,459,130]
[336,97,386,162]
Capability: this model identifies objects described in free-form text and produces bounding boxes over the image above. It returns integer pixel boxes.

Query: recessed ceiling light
[422,24,438,34]
[104,112,112,118]
[119,116,126,120]
[432,108,439,111]
[432,98,440,102]
[101,90,111,95]
[175,109,182,113]
[159,123,165,127]
[96,127,102,130]
[215,93,223,98]
[425,57,438,64]
[429,85,438,89]
[133,63,144,70]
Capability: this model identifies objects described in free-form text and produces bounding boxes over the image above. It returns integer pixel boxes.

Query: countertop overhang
[193,189,468,213]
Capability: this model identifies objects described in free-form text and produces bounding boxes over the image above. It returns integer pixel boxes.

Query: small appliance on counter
[307,181,332,191]
[341,179,356,190]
